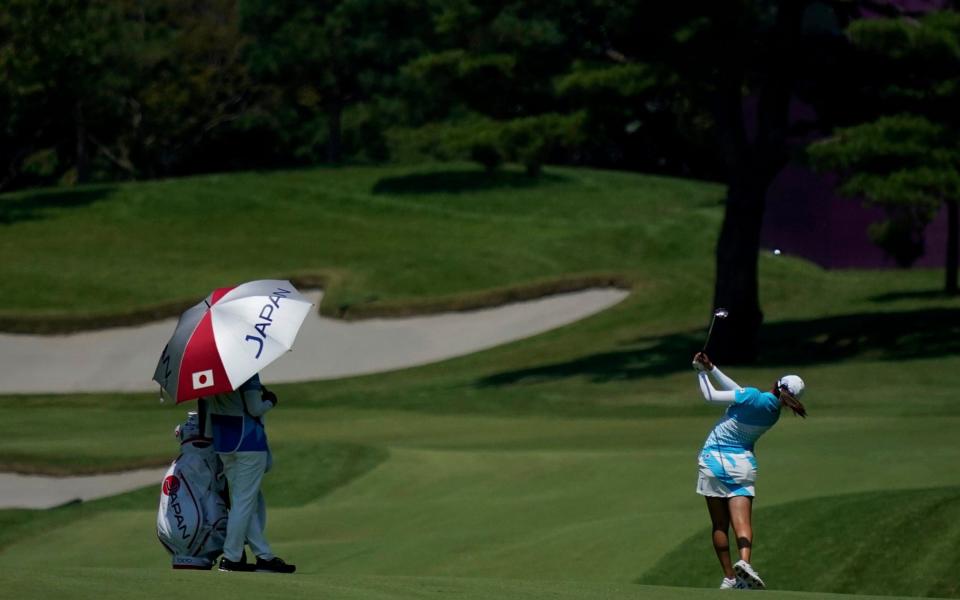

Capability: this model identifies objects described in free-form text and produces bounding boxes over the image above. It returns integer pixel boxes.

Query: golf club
[702,308,729,352]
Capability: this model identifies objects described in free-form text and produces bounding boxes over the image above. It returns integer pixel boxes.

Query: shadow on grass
[869,289,956,303]
[371,169,567,195]
[477,308,960,387]
[0,186,115,225]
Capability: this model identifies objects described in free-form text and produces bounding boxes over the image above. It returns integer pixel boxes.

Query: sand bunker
[0,468,168,510]
[0,288,627,395]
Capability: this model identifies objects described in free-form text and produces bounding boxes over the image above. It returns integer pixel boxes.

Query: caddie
[201,374,295,574]
[157,411,228,569]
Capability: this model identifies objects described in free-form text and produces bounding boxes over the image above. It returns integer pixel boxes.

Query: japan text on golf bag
[157,412,228,569]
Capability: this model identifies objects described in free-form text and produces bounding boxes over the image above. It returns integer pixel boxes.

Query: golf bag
[157,413,228,569]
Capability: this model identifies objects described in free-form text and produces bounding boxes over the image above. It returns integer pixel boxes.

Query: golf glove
[262,389,278,406]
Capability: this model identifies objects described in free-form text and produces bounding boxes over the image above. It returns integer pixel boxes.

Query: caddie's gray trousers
[220,451,273,562]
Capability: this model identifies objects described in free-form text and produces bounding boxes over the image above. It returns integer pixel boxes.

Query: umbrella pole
[198,398,208,438]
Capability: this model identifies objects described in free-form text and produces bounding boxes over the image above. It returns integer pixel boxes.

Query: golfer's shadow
[475,307,960,387]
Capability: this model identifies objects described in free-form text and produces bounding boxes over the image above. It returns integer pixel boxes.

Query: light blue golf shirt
[701,387,781,453]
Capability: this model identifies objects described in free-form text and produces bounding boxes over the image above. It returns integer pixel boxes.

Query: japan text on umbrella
[153,280,313,404]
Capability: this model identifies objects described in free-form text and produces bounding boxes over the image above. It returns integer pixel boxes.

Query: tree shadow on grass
[869,289,955,303]
[0,186,115,226]
[371,169,567,195]
[476,308,960,387]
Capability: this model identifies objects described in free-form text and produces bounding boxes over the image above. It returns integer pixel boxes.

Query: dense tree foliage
[808,11,960,294]
[1,0,267,184]
[0,0,729,189]
[0,0,132,186]
[240,0,436,163]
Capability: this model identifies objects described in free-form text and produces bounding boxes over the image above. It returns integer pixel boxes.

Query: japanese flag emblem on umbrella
[153,280,313,404]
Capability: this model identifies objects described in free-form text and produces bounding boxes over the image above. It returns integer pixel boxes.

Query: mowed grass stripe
[3,416,960,585]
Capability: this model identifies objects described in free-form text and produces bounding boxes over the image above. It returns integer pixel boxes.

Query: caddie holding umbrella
[153,279,313,574]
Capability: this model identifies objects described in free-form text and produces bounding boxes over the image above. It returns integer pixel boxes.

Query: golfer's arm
[699,372,736,405]
[708,366,740,391]
[242,388,274,418]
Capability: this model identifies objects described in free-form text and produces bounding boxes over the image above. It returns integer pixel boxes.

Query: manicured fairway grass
[4,569,926,600]
[2,164,959,599]
[644,485,960,598]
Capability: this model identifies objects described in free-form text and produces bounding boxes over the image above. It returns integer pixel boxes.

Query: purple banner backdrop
[761,163,948,269]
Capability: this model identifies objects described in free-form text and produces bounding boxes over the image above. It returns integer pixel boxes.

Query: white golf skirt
[696,449,757,498]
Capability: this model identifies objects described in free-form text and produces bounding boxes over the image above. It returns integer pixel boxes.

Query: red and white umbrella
[153,280,313,404]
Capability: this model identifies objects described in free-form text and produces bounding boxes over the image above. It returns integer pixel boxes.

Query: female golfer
[692,352,806,590]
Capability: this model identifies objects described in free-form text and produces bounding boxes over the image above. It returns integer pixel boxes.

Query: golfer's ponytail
[779,389,807,418]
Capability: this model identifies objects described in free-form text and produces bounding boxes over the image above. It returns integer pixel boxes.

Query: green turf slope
[642,486,960,598]
[0,165,719,323]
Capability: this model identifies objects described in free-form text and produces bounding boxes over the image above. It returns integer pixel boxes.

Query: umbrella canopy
[153,280,313,403]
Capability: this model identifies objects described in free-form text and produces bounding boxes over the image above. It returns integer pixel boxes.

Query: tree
[397,1,718,177]
[396,1,583,173]
[807,11,960,294]
[129,0,259,177]
[0,0,131,188]
[663,1,871,363]
[240,0,435,163]
[708,2,814,362]
[0,0,260,187]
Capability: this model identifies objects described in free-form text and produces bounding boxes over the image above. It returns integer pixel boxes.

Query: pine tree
[808,11,960,294]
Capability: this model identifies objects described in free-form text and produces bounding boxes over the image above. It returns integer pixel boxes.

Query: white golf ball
[773,249,782,255]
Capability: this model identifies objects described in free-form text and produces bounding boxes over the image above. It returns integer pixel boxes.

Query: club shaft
[702,315,717,352]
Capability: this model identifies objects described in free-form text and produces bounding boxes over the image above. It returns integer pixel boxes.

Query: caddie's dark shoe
[219,555,254,572]
[255,556,296,574]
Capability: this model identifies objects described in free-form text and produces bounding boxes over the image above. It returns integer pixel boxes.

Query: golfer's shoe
[719,576,750,590]
[719,577,738,589]
[734,559,766,590]
[255,556,296,574]
[219,556,254,572]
